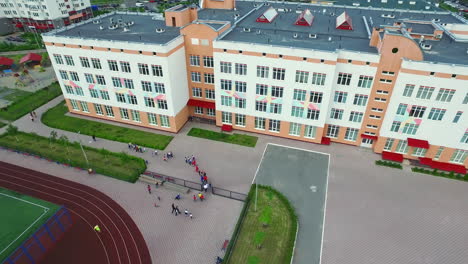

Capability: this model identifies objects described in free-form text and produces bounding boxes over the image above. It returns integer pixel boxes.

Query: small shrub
[375,160,402,169]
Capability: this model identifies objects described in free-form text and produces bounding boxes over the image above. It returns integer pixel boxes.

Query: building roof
[405,22,435,34]
[19,53,42,63]
[0,57,14,66]
[336,11,353,30]
[295,9,314,26]
[256,7,279,23]
[310,0,442,11]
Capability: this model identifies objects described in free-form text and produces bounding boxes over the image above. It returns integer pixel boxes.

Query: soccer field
[0,188,60,262]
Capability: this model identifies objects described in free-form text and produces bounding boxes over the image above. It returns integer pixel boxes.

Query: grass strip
[187,128,258,147]
[412,167,467,182]
[0,82,62,121]
[0,129,146,183]
[41,101,173,150]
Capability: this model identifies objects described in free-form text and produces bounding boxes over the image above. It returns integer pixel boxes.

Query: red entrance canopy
[430,160,466,174]
[221,124,232,132]
[418,157,433,166]
[0,57,14,66]
[382,151,404,163]
[187,99,215,109]
[321,137,331,145]
[361,134,378,140]
[407,138,429,149]
[19,53,42,64]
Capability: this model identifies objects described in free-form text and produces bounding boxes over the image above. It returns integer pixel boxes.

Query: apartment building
[0,0,91,30]
[42,0,468,171]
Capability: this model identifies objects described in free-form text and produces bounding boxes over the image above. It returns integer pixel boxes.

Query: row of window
[192,88,215,99]
[189,55,214,68]
[403,84,468,104]
[396,103,464,123]
[69,99,171,127]
[193,107,215,117]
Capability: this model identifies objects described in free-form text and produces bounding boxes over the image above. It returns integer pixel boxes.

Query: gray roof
[317,0,442,11]
[198,1,255,23]
[405,22,435,34]
[48,13,181,45]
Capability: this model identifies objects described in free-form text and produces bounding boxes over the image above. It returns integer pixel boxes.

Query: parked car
[136,2,144,7]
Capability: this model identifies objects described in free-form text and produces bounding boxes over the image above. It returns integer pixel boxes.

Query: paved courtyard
[2,97,468,264]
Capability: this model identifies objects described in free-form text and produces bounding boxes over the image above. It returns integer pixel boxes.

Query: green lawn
[0,121,6,128]
[0,188,60,262]
[0,130,146,183]
[187,128,258,147]
[0,87,31,102]
[227,186,297,264]
[41,101,173,150]
[0,82,62,121]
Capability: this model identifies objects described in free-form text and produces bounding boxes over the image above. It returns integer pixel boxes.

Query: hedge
[412,167,467,182]
[375,160,403,169]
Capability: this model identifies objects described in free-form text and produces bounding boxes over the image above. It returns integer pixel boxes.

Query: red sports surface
[0,161,152,264]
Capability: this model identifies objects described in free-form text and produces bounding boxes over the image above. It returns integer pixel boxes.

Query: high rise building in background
[42,0,468,171]
[0,0,91,31]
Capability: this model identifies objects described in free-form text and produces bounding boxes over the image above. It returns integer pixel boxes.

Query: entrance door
[361,138,374,148]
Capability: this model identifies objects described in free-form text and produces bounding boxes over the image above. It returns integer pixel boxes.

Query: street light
[77,131,89,167]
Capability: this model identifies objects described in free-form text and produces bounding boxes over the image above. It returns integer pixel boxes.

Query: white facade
[0,0,90,20]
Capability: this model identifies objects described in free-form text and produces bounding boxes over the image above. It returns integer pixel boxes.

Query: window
[152,65,163,76]
[54,54,63,64]
[80,57,90,68]
[379,79,392,84]
[409,105,426,118]
[79,101,89,112]
[220,62,232,73]
[291,106,304,118]
[449,149,468,164]
[70,72,79,81]
[330,108,344,120]
[256,101,267,112]
[64,55,74,66]
[91,58,101,69]
[353,94,368,106]
[144,96,155,107]
[372,108,384,112]
[191,72,201,82]
[327,125,339,138]
[416,86,434,99]
[200,39,209,46]
[412,147,427,157]
[256,84,268,95]
[119,108,129,120]
[235,114,246,126]
[270,103,282,114]
[89,89,99,98]
[295,71,309,83]
[96,75,106,85]
[272,68,285,80]
[367,124,378,129]
[207,108,215,116]
[64,85,74,94]
[141,81,152,92]
[434,147,444,160]
[396,103,408,115]
[307,109,320,120]
[435,88,455,102]
[195,107,203,114]
[152,83,165,94]
[255,117,266,130]
[206,90,215,100]
[383,138,394,151]
[157,100,168,110]
[345,128,358,141]
[271,86,283,98]
[148,113,158,125]
[395,140,409,154]
[235,98,246,109]
[463,93,468,104]
[334,91,347,103]
[453,111,463,123]
[311,73,326,86]
[105,105,114,117]
[203,56,214,68]
[190,55,200,66]
[349,111,363,122]
[107,60,118,71]
[222,112,232,124]
[374,97,387,102]
[70,99,79,110]
[403,84,415,97]
[59,70,68,80]
[337,73,352,85]
[289,123,301,136]
[461,132,468,144]
[382,71,395,75]
[376,90,389,95]
[126,94,137,105]
[269,119,281,132]
[402,123,419,135]
[257,66,269,78]
[116,93,126,103]
[235,82,246,93]
[120,61,131,73]
[235,63,247,75]
[390,121,401,132]
[204,73,214,84]
[191,87,202,98]
[309,92,323,103]
[293,89,306,101]
[221,96,232,106]
[304,125,317,139]
[123,79,133,89]
[428,108,446,121]
[157,115,169,127]
[358,75,373,88]
[84,73,94,84]
[100,91,110,100]
[221,80,232,90]
[131,110,140,122]
[370,115,381,119]
[138,63,149,75]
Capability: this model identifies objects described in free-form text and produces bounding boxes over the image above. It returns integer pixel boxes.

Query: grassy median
[42,101,173,150]
[187,128,258,147]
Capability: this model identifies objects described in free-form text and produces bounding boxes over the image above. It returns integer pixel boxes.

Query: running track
[0,161,152,264]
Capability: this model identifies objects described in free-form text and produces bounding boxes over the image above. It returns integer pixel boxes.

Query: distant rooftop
[309,0,442,11]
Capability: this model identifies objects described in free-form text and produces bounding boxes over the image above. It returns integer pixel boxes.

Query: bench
[164,181,190,194]
[221,239,229,251]
[139,174,163,185]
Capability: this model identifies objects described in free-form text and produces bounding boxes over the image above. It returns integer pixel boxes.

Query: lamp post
[77,131,89,167]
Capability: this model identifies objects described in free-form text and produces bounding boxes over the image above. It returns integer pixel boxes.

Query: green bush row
[375,160,403,169]
[411,167,467,182]
[0,42,40,52]
[187,128,258,147]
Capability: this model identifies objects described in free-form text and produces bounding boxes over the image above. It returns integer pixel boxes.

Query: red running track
[0,161,152,264]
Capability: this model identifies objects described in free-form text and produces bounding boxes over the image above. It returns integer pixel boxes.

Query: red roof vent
[295,9,314,26]
[256,7,278,23]
[336,11,353,30]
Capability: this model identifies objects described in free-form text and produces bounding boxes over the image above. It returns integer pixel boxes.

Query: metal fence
[212,187,247,202]
[4,207,73,264]
[143,171,202,191]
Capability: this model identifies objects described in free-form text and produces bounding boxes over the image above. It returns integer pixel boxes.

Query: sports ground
[0,187,60,262]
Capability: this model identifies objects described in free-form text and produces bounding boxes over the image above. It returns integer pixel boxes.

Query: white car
[136,3,144,7]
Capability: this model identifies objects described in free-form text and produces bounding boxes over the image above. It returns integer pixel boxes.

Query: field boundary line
[0,192,49,210]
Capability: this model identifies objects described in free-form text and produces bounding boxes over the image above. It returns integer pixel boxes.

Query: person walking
[171,203,176,214]
[154,150,158,156]
[147,184,152,194]
[94,225,101,232]
[32,111,37,118]
[203,183,209,193]
[195,165,199,173]
[189,213,193,219]
[184,209,189,216]
[203,175,208,183]
[200,194,205,201]
[198,192,202,201]
[193,194,197,202]
[30,115,34,122]
[92,135,96,141]
[175,206,180,216]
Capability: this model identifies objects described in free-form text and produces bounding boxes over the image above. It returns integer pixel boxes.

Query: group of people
[29,111,37,122]
[171,203,193,218]
[162,151,174,162]
[128,142,146,153]
[193,192,205,201]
